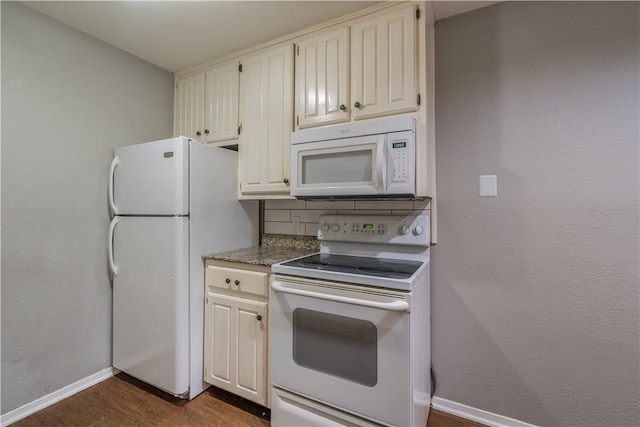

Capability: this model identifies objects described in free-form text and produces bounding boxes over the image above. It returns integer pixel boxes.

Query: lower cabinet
[203,261,270,407]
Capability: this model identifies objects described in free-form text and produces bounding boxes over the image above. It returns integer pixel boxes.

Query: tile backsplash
[264,199,431,236]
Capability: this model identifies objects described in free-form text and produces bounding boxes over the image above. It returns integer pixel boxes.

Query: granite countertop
[203,234,319,267]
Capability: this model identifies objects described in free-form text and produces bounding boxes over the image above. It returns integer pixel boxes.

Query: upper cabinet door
[351,6,417,120]
[174,72,205,141]
[295,27,350,129]
[239,44,293,197]
[204,62,240,143]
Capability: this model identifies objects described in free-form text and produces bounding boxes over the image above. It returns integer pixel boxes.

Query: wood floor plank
[427,410,487,427]
[13,373,482,427]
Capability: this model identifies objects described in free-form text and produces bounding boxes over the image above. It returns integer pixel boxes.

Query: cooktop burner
[280,253,422,280]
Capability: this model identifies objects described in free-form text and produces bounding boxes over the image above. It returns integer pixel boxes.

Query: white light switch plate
[479,175,497,197]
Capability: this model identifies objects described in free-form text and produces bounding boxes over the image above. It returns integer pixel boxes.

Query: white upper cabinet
[173,3,432,202]
[204,62,240,142]
[351,5,417,120]
[295,27,350,129]
[174,61,240,144]
[238,44,294,198]
[293,5,419,128]
[174,72,205,140]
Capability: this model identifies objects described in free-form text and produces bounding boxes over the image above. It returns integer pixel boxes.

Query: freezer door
[111,137,189,215]
[112,216,189,396]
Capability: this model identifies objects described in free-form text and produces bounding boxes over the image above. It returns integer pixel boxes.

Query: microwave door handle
[376,137,386,191]
[271,281,409,312]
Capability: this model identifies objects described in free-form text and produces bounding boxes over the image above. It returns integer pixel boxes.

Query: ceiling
[23,1,500,73]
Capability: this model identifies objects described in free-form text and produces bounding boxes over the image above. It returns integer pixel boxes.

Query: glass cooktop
[280,253,423,280]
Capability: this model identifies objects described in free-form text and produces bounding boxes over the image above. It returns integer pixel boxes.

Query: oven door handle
[271,281,410,312]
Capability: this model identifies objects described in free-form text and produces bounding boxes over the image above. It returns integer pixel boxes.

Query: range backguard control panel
[318,214,430,247]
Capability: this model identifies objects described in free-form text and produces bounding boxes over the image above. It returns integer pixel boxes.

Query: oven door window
[292,308,377,387]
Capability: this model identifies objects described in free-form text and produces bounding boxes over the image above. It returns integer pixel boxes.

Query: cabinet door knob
[354,101,362,109]
[204,129,210,134]
[283,178,289,184]
[339,104,346,111]
[196,131,202,136]
[234,280,240,286]
[256,315,262,321]
[225,278,231,284]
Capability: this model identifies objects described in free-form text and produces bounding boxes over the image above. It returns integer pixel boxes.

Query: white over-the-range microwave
[290,116,424,200]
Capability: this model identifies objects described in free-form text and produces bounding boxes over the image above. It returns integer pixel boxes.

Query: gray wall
[433,2,639,426]
[1,2,174,414]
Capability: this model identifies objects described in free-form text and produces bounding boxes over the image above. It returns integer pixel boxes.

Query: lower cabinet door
[204,293,267,406]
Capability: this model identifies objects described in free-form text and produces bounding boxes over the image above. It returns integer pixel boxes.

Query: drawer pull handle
[235,280,240,285]
[256,315,262,321]
[225,278,231,284]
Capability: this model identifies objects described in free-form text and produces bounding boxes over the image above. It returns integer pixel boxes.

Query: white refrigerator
[107,136,258,399]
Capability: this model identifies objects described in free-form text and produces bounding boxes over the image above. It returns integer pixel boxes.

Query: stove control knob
[320,223,330,232]
[330,223,340,232]
[413,225,424,236]
[400,225,410,235]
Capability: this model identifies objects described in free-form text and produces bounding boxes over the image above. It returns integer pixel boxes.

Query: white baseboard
[432,396,537,427]
[0,367,118,427]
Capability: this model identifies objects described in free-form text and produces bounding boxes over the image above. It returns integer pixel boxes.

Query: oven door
[270,275,411,427]
[290,135,386,198]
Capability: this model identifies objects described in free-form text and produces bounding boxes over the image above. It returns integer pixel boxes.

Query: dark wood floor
[13,373,486,427]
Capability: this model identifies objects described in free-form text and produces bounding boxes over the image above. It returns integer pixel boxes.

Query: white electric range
[270,213,431,427]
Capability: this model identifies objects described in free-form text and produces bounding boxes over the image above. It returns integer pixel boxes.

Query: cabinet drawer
[207,265,268,297]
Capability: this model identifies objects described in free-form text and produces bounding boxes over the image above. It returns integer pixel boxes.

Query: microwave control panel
[390,140,408,183]
[386,130,415,195]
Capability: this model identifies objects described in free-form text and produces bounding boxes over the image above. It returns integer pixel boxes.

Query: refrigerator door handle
[108,216,119,276]
[109,156,119,215]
